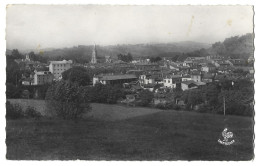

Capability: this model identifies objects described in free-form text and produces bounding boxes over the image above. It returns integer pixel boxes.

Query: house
[183,60,193,67]
[181,80,206,91]
[22,77,34,85]
[126,70,144,77]
[139,73,163,85]
[202,73,214,83]
[163,75,182,88]
[139,74,155,84]
[248,55,254,64]
[49,60,73,79]
[168,63,180,71]
[227,59,246,67]
[212,60,231,68]
[134,63,160,71]
[141,83,157,92]
[179,66,190,74]
[201,63,216,73]
[181,75,192,82]
[33,71,54,85]
[214,74,227,82]
[181,81,199,91]
[93,74,138,86]
[191,71,202,82]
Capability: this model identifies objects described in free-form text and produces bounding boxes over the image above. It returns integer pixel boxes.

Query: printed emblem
[218,128,235,145]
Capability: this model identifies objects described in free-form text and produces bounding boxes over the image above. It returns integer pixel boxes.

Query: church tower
[91,44,97,64]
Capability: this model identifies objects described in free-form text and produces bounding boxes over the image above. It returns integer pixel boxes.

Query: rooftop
[97,74,137,81]
[182,80,206,86]
[50,60,73,64]
[35,71,52,75]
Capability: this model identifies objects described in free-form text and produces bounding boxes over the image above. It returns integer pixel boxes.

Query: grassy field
[6,103,254,160]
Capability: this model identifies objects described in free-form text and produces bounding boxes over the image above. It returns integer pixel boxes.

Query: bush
[45,80,91,119]
[6,101,24,119]
[137,90,154,107]
[196,104,214,113]
[154,102,181,110]
[155,103,167,110]
[47,101,90,119]
[88,84,125,104]
[224,102,253,117]
[24,106,42,119]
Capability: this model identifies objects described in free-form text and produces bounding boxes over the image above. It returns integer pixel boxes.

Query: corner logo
[218,128,235,145]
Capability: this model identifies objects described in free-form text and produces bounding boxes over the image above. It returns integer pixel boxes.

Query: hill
[209,33,254,59]
[31,41,210,63]
[7,33,253,63]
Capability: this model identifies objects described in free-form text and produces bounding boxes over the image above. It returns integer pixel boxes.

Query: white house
[33,71,54,85]
[181,75,192,82]
[181,80,206,91]
[139,74,156,85]
[201,63,216,73]
[49,60,73,79]
[191,72,202,82]
[163,75,182,88]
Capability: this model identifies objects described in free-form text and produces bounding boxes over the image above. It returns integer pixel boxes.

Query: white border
[0,0,258,166]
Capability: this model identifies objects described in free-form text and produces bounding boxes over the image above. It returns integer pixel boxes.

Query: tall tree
[45,80,91,119]
[62,66,91,86]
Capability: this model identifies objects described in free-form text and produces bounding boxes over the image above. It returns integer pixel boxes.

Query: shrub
[47,101,90,119]
[196,104,214,113]
[225,102,253,117]
[24,106,42,119]
[137,90,154,107]
[45,80,91,119]
[155,103,167,110]
[6,101,24,119]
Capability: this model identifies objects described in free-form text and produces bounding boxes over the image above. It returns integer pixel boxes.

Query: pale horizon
[6,5,254,50]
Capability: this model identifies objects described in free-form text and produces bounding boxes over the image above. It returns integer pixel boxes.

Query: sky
[6,5,254,50]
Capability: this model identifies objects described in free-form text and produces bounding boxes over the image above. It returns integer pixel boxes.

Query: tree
[6,83,22,98]
[150,56,162,63]
[62,66,91,86]
[45,80,91,119]
[117,53,133,62]
[6,58,22,85]
[88,84,125,104]
[137,90,154,106]
[181,89,203,110]
[218,90,253,116]
[201,84,220,107]
[28,52,37,61]
[10,49,23,59]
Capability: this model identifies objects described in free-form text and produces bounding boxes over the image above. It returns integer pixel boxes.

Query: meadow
[6,103,254,160]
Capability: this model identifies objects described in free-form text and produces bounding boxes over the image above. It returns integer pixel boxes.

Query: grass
[6,103,254,160]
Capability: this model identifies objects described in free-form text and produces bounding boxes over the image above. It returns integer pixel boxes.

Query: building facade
[93,74,138,86]
[163,75,182,88]
[49,60,73,79]
[33,71,54,85]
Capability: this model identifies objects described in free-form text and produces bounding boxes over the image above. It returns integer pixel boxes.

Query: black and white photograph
[4,4,255,161]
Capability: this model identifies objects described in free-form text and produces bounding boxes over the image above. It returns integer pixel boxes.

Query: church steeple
[91,44,97,64]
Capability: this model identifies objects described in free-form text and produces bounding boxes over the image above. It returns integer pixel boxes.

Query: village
[6,43,254,113]
[5,5,255,161]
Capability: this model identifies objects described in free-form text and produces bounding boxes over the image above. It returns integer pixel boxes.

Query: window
[168,80,170,83]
